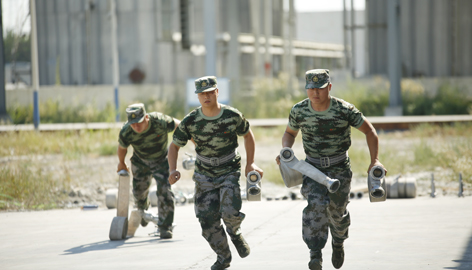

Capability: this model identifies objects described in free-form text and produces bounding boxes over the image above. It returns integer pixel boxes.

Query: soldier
[167,76,263,270]
[117,103,180,239]
[276,69,387,269]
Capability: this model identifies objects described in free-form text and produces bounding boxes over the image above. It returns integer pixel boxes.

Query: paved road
[1,196,471,270]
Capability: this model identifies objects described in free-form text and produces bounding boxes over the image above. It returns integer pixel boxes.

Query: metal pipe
[350,0,356,77]
[30,0,40,129]
[204,0,217,76]
[458,173,464,197]
[343,0,350,70]
[386,0,402,116]
[430,173,436,198]
[110,0,120,122]
[264,0,272,78]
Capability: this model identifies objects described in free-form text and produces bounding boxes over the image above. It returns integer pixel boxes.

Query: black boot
[331,240,344,269]
[308,250,322,270]
[211,254,231,270]
[230,234,250,258]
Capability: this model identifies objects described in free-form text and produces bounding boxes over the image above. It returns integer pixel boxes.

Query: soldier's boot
[331,240,344,269]
[308,250,322,270]
[159,227,173,239]
[211,254,231,270]
[230,234,250,258]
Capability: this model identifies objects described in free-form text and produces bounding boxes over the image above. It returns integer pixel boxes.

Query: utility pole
[30,0,40,129]
[350,0,356,78]
[385,0,402,116]
[0,0,11,124]
[264,0,272,78]
[250,0,261,78]
[342,0,350,72]
[287,0,295,94]
[226,0,240,92]
[110,0,120,122]
[204,0,217,76]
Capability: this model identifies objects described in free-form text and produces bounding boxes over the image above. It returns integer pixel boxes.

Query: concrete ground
[1,196,471,270]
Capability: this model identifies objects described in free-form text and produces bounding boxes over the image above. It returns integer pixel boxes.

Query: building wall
[34,0,343,88]
[366,0,472,77]
[297,11,366,76]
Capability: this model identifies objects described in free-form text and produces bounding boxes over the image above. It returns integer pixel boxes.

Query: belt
[306,152,348,168]
[196,150,237,167]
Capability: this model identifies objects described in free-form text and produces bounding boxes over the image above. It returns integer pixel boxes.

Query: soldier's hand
[275,155,281,165]
[117,162,129,173]
[168,170,181,185]
[246,163,263,178]
[368,160,387,176]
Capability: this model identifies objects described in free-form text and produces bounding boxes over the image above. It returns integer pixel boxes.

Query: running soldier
[168,76,263,270]
[118,103,180,239]
[276,69,387,269]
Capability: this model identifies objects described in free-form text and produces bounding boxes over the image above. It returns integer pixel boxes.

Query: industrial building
[35,0,345,88]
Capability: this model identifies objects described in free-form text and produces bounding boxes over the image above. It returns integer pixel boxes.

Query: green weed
[0,163,68,210]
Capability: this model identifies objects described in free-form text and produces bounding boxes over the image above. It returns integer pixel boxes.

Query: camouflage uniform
[119,111,176,231]
[289,85,365,258]
[173,104,250,264]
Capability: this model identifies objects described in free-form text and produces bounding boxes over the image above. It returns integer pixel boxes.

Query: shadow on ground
[62,238,180,255]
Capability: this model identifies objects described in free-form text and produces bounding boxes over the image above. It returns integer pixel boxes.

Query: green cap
[126,103,146,124]
[305,69,330,89]
[195,76,218,94]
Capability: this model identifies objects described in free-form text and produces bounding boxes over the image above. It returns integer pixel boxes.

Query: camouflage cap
[305,69,331,89]
[195,76,218,94]
[125,103,146,124]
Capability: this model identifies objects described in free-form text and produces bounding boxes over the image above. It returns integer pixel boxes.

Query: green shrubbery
[5,75,472,124]
[0,163,69,210]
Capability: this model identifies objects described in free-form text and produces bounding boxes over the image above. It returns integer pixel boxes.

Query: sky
[2,0,30,34]
[2,0,366,34]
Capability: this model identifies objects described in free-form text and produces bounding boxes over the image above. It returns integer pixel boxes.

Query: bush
[0,164,68,210]
[233,73,305,118]
[5,76,471,125]
[8,100,116,124]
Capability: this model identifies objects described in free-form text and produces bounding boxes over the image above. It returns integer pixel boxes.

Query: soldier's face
[130,115,149,133]
[307,84,331,105]
[198,89,219,107]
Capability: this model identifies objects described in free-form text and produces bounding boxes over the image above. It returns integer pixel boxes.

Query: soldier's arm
[243,129,263,178]
[117,145,129,172]
[282,126,298,148]
[276,126,299,165]
[357,119,387,175]
[167,142,181,185]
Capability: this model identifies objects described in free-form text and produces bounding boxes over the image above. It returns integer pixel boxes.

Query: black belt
[306,152,348,168]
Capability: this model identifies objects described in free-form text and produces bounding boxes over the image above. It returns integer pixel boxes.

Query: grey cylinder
[386,175,417,199]
[105,188,118,209]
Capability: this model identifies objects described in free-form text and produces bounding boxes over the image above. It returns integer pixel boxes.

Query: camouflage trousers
[130,155,175,230]
[300,161,352,252]
[193,171,245,263]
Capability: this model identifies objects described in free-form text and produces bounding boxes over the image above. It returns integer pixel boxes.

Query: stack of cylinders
[386,175,417,198]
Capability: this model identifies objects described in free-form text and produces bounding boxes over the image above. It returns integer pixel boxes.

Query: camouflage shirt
[119,112,175,161]
[173,104,250,177]
[288,96,365,158]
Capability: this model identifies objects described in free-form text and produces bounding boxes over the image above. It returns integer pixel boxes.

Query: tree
[3,29,30,63]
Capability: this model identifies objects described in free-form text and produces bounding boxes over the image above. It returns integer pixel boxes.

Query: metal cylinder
[182,153,196,170]
[368,166,387,202]
[247,171,262,201]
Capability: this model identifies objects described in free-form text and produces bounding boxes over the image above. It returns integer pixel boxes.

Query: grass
[0,163,69,210]
[0,123,471,210]
[0,129,119,158]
